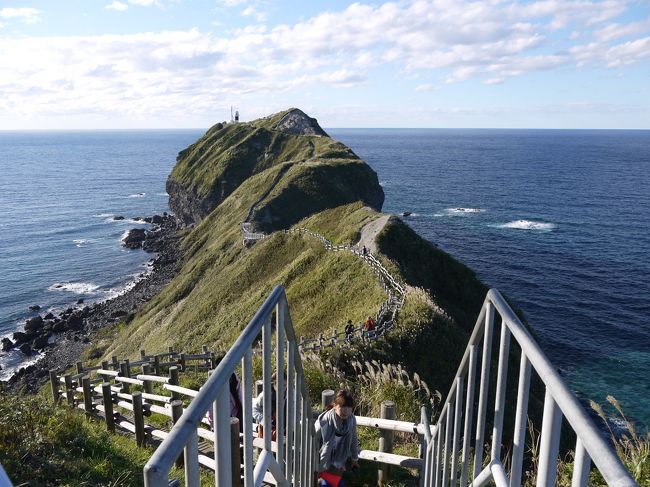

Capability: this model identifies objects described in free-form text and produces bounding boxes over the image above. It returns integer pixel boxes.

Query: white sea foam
[48,282,100,294]
[73,239,88,247]
[94,213,114,218]
[156,192,169,196]
[379,180,388,187]
[497,220,556,231]
[446,207,486,214]
[128,192,146,198]
[125,218,148,225]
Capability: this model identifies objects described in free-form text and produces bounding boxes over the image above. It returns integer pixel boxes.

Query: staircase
[143,286,638,487]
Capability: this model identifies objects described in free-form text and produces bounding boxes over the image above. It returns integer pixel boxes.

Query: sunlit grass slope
[103,200,387,359]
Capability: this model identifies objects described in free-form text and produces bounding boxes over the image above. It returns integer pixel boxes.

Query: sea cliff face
[166,108,384,228]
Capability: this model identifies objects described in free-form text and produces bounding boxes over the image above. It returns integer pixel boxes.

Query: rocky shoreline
[1,214,183,393]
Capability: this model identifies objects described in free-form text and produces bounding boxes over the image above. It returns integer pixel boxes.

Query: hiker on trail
[316,390,359,487]
[206,355,243,431]
[361,245,367,256]
[364,315,376,332]
[344,320,355,341]
[252,371,286,440]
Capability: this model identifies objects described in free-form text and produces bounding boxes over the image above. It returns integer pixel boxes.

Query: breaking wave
[48,282,101,295]
[497,220,557,231]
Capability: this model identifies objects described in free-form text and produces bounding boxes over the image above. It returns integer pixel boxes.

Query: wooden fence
[50,351,431,486]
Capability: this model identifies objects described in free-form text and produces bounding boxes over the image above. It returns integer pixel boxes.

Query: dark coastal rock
[150,214,164,225]
[12,331,29,344]
[25,315,44,332]
[52,321,67,333]
[33,335,50,350]
[19,343,32,355]
[66,313,84,330]
[44,312,55,320]
[402,211,412,217]
[29,305,41,311]
[122,228,147,249]
[113,215,125,221]
[77,299,84,304]
[111,310,127,318]
[1,338,13,351]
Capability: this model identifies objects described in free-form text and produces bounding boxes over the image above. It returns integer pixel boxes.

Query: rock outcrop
[166,108,383,227]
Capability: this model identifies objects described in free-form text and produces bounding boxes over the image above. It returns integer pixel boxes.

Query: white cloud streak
[0,7,41,24]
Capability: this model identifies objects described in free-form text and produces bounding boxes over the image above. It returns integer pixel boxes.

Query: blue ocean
[1,128,648,430]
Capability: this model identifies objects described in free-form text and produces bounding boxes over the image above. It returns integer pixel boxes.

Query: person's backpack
[320,471,345,487]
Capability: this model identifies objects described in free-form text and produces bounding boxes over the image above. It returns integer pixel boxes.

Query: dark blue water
[331,129,650,430]
[1,129,648,431]
[0,130,202,379]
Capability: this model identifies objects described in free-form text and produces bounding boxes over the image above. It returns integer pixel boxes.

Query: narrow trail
[242,213,406,351]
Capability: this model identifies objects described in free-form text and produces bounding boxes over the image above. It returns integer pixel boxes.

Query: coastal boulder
[66,313,84,330]
[1,337,13,351]
[122,228,147,249]
[32,335,50,350]
[29,305,41,311]
[52,321,67,333]
[44,312,55,320]
[25,315,44,332]
[12,331,29,344]
[18,343,32,355]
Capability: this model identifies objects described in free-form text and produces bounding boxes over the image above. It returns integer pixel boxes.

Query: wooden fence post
[124,358,131,378]
[154,354,161,375]
[378,400,395,485]
[231,418,242,487]
[49,370,59,404]
[101,360,109,371]
[102,382,115,432]
[171,400,184,468]
[120,362,130,394]
[179,353,186,372]
[169,366,180,401]
[133,391,145,447]
[140,349,147,360]
[111,355,119,371]
[82,376,93,414]
[142,364,153,394]
[64,374,74,406]
[76,361,84,387]
[321,389,335,411]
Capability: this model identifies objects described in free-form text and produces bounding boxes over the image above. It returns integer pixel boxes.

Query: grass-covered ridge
[167,108,382,225]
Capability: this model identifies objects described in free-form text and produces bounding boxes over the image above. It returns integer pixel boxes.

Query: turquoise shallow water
[1,128,648,432]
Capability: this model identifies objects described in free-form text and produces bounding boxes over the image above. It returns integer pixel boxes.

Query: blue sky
[1,0,649,129]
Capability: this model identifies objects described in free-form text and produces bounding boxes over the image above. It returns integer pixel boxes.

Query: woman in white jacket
[315,389,359,483]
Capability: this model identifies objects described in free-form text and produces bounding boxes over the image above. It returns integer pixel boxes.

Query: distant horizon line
[1,126,649,132]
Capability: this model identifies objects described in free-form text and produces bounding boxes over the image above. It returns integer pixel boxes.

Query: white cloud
[106,1,129,11]
[241,5,266,22]
[219,0,248,6]
[1,0,649,125]
[0,7,41,24]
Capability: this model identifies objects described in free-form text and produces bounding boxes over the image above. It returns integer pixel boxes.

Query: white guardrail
[420,288,637,487]
[143,285,316,487]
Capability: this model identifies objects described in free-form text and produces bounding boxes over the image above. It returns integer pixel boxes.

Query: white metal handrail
[143,285,316,487]
[421,288,637,487]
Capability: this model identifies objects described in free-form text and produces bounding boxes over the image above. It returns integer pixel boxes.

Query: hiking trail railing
[144,285,315,487]
[419,288,637,487]
[242,223,407,352]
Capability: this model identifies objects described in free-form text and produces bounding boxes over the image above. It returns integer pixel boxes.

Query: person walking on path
[364,315,376,332]
[316,390,359,486]
[344,320,355,342]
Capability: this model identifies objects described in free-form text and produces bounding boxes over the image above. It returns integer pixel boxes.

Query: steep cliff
[167,108,383,227]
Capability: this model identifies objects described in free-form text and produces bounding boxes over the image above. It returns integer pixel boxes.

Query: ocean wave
[379,181,388,187]
[497,220,557,231]
[446,207,486,214]
[156,192,169,196]
[73,239,88,247]
[48,282,100,295]
[94,213,114,218]
[128,192,146,198]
